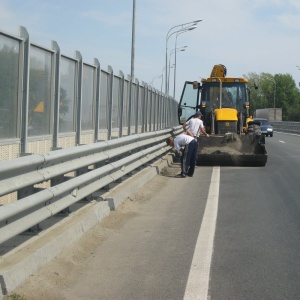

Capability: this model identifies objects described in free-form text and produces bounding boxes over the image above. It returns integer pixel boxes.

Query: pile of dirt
[198,133,264,155]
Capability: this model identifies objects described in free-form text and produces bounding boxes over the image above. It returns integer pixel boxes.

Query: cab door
[178,81,200,124]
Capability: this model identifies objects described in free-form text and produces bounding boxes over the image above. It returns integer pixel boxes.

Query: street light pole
[165,20,202,95]
[165,26,196,95]
[173,29,190,98]
[168,47,186,95]
[149,75,162,88]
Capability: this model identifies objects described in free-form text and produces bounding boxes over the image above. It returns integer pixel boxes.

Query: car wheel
[270,133,273,137]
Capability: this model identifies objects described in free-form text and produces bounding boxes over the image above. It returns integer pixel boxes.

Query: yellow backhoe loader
[178,64,267,166]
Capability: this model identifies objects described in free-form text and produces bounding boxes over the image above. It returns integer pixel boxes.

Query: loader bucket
[197,133,267,166]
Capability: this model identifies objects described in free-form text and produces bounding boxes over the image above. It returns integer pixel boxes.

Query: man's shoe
[181,173,186,178]
[187,174,193,177]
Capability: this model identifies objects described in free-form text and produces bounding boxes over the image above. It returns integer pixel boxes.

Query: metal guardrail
[272,121,300,135]
[0,127,182,245]
[1,121,298,245]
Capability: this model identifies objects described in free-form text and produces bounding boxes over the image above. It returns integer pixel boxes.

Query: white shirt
[185,118,204,137]
[173,134,194,151]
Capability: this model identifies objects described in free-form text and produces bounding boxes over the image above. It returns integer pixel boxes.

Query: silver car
[253,118,273,137]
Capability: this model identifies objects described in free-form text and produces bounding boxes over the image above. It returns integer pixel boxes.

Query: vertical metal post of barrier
[128,75,132,136]
[159,93,162,129]
[94,59,101,142]
[158,92,161,130]
[160,94,163,129]
[19,26,30,155]
[165,96,168,128]
[75,51,83,146]
[145,84,149,132]
[153,90,157,131]
[170,98,173,127]
[166,96,169,128]
[171,98,174,127]
[144,86,148,132]
[169,97,172,128]
[52,41,61,150]
[171,98,175,127]
[162,94,165,129]
[159,93,163,129]
[170,98,172,127]
[135,78,139,134]
[152,89,155,131]
[149,87,153,132]
[107,65,114,140]
[141,82,147,133]
[160,92,163,129]
[163,93,166,129]
[118,71,125,138]
[173,98,176,126]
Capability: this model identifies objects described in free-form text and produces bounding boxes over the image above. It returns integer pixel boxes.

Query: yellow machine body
[178,64,267,166]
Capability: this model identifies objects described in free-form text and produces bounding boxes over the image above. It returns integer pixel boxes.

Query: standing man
[183,111,209,139]
[166,134,198,178]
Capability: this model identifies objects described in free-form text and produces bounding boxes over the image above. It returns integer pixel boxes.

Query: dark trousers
[181,140,198,176]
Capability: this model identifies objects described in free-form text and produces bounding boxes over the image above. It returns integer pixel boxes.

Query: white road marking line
[279,140,285,143]
[183,166,220,300]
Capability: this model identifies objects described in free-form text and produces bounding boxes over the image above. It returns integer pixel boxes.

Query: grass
[3,293,27,300]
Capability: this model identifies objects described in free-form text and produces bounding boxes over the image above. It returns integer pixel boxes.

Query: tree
[244,72,300,121]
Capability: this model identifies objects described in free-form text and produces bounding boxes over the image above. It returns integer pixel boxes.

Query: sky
[0,0,300,99]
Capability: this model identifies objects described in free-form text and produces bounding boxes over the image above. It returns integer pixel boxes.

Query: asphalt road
[11,132,300,300]
[210,132,300,300]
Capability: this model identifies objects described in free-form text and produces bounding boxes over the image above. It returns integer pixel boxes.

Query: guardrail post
[51,174,67,186]
[159,92,162,129]
[154,90,157,131]
[19,26,30,156]
[107,65,114,140]
[75,51,83,146]
[135,78,139,134]
[119,71,125,138]
[94,59,101,143]
[142,82,147,133]
[128,75,132,135]
[18,185,38,200]
[52,41,61,150]
[149,86,153,132]
[77,166,90,176]
[24,224,41,234]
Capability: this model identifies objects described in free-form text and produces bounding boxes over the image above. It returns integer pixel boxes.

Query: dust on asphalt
[6,162,181,300]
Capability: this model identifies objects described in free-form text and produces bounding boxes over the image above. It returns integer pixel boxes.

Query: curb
[0,153,174,297]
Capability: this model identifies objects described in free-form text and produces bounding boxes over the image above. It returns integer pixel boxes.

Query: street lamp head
[187,25,197,31]
[165,20,202,94]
